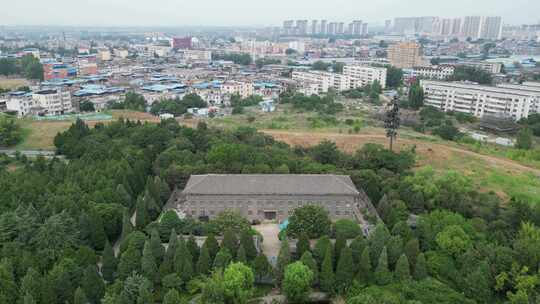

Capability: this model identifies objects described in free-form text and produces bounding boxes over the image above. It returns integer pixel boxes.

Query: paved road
[253,223,281,264]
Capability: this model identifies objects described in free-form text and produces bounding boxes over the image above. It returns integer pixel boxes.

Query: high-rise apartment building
[311,20,319,35]
[480,16,503,40]
[320,20,328,35]
[387,42,426,69]
[461,16,483,39]
[296,20,309,35]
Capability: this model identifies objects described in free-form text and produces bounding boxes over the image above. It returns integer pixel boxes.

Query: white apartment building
[343,65,387,88]
[183,50,212,62]
[411,65,455,80]
[220,81,254,98]
[292,71,347,94]
[455,61,503,74]
[293,65,387,95]
[421,80,540,121]
[32,89,73,115]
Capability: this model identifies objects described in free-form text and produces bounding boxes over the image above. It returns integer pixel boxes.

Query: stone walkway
[253,223,281,264]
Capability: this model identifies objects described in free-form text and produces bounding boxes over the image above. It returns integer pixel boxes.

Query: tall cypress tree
[253,253,272,283]
[186,235,200,264]
[236,244,248,264]
[296,232,311,259]
[197,243,211,275]
[149,229,165,263]
[118,245,142,279]
[222,229,238,258]
[413,253,428,280]
[374,247,392,285]
[300,251,318,286]
[368,223,390,269]
[356,247,372,285]
[395,254,411,281]
[141,241,159,285]
[81,265,105,304]
[205,234,220,260]
[160,229,178,276]
[240,230,257,261]
[120,210,133,241]
[135,196,148,229]
[313,236,331,265]
[350,235,366,266]
[404,238,420,271]
[334,233,347,267]
[276,239,291,284]
[387,235,403,269]
[174,240,193,283]
[335,246,354,293]
[320,245,335,293]
[102,240,117,282]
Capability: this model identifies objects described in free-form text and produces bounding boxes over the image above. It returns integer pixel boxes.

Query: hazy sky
[1,0,539,27]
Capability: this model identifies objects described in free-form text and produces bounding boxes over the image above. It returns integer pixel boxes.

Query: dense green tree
[0,116,23,147]
[300,251,318,285]
[320,245,335,293]
[333,219,361,239]
[516,128,533,150]
[81,266,105,304]
[375,247,392,285]
[335,246,354,293]
[223,262,254,304]
[436,225,472,258]
[408,82,425,110]
[282,261,314,303]
[213,247,233,270]
[22,293,37,304]
[73,287,89,304]
[20,268,41,304]
[163,289,182,304]
[288,205,332,238]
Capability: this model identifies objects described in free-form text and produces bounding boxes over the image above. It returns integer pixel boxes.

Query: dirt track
[263,130,540,177]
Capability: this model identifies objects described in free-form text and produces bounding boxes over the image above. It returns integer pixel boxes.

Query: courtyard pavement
[253,223,281,264]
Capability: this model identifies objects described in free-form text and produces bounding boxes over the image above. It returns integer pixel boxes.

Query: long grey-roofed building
[166,174,377,226]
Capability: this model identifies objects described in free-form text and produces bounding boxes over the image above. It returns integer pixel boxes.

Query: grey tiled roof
[182,174,360,196]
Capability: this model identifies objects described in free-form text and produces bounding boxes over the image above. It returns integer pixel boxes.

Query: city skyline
[0,0,539,27]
